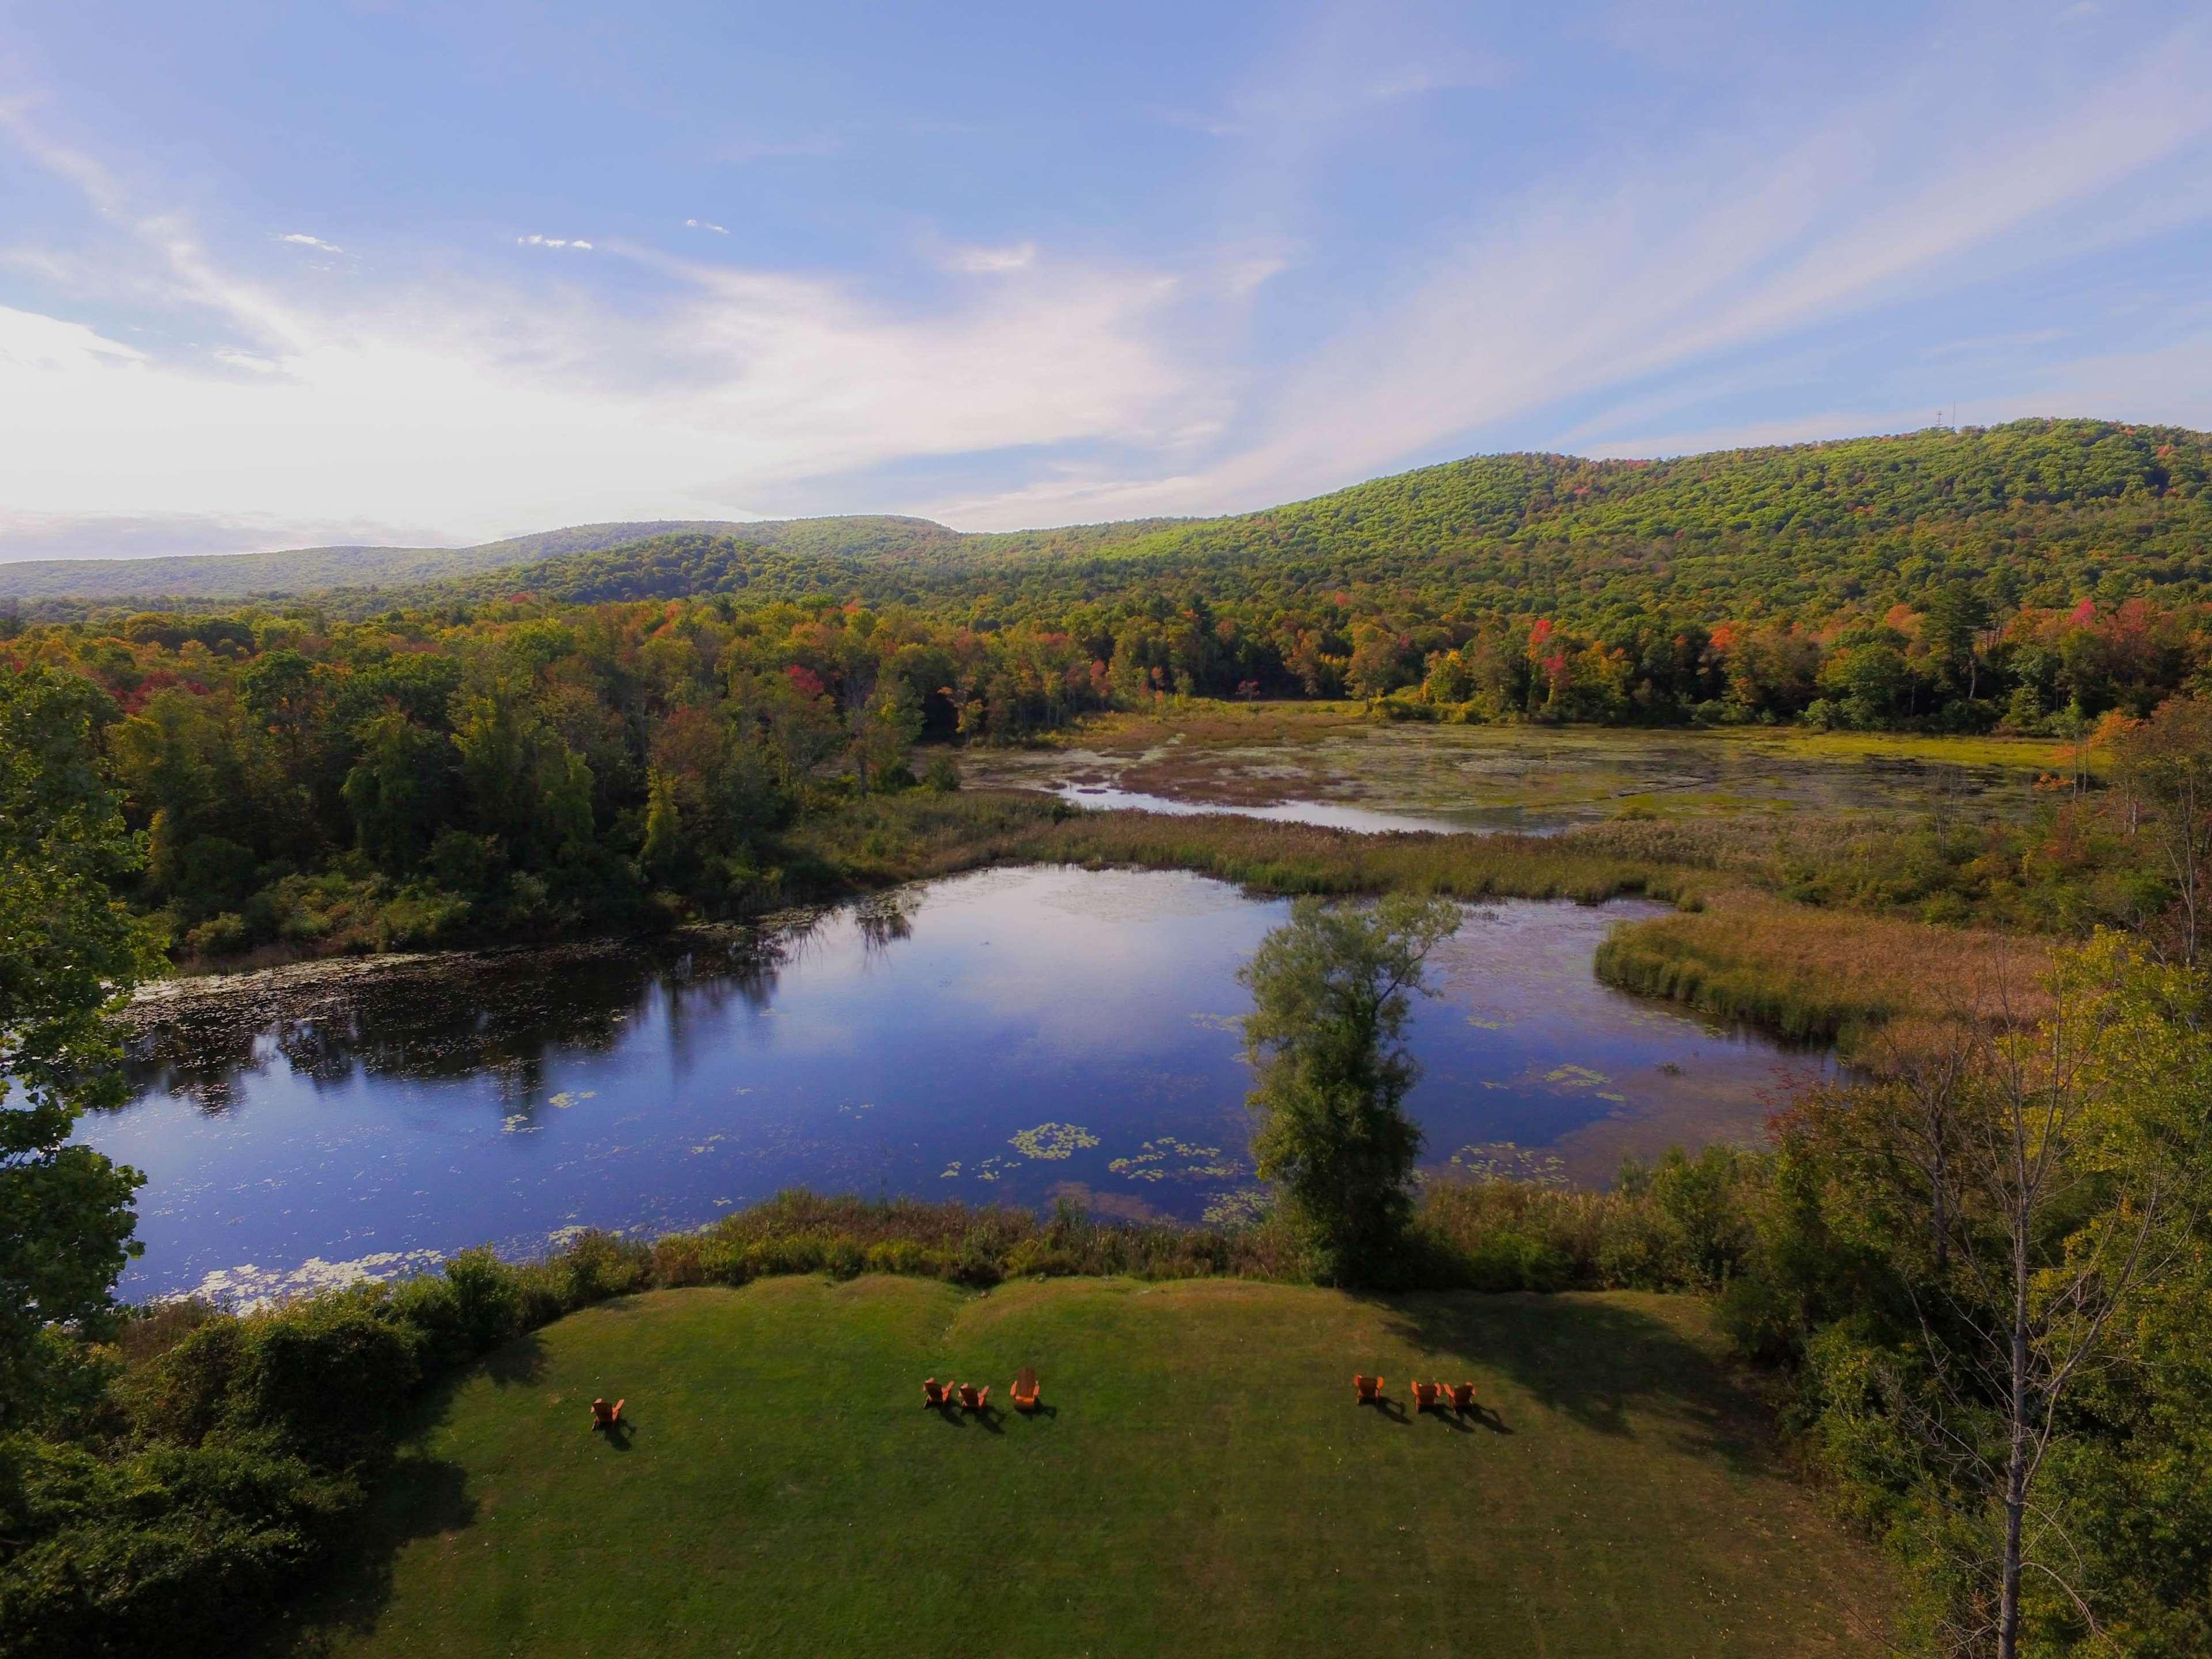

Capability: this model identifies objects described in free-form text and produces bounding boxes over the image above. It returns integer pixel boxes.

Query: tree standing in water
[1238,893,1460,1281]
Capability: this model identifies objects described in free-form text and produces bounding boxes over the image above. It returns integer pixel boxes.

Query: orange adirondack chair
[1445,1382,1477,1412]
[1010,1368,1040,1412]
[957,1382,991,1412]
[590,1396,625,1431]
[922,1377,949,1408]
[1411,1380,1442,1412]
[1354,1374,1384,1406]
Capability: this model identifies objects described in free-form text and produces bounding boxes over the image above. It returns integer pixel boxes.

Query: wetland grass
[1592,892,2052,1050]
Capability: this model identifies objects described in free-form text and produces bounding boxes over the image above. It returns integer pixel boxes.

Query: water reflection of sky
[85,867,1828,1302]
[1050,785,1478,835]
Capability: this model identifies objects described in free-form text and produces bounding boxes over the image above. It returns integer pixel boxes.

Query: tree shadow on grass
[259,1334,549,1655]
[1362,1293,1775,1474]
[484,1330,550,1387]
[259,1444,476,1657]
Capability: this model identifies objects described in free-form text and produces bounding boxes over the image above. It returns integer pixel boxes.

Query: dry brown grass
[1594,891,2054,1057]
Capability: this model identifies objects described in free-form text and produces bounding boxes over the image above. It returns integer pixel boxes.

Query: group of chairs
[923,1368,1042,1414]
[1354,1374,1477,1415]
[592,1368,1469,1435]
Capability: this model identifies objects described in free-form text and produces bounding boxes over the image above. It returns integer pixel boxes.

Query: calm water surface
[87,866,1827,1303]
[1051,784,1464,834]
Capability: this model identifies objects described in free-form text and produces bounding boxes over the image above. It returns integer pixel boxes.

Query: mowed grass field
[280,1277,1889,1659]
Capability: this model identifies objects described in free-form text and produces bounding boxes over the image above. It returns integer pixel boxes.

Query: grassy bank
[276,1275,1887,1659]
[807,789,1688,902]
[1592,891,2052,1049]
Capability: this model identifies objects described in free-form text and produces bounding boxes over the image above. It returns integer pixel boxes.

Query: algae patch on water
[1009,1123,1101,1160]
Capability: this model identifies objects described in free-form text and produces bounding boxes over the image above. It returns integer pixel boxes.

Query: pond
[85,866,1831,1304]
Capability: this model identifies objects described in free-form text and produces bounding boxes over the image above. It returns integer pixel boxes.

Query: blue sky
[2,0,2209,559]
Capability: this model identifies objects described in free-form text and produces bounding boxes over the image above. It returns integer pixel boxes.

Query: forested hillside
[0,515,1017,603]
[8,419,2207,617]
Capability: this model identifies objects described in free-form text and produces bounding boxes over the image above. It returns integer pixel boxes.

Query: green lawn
[281,1276,1889,1658]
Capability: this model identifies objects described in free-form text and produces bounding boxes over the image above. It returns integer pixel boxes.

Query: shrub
[862,1239,948,1277]
[226,1300,423,1464]
[949,1237,1004,1287]
[183,911,249,957]
[1002,1237,1082,1279]
[550,1231,651,1310]
[0,1435,357,1659]
[1460,1231,1575,1293]
[127,1319,244,1446]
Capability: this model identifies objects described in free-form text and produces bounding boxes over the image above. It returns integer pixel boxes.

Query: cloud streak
[921,14,2212,525]
[1,8,2210,554]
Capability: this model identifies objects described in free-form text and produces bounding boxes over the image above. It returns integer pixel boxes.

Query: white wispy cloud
[2,9,2210,551]
[0,107,1211,546]
[944,241,1036,275]
[918,16,2212,526]
[278,233,343,253]
[0,304,145,371]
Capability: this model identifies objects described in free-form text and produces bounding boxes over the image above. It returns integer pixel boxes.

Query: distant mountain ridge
[0,517,967,603]
[5,419,2208,613]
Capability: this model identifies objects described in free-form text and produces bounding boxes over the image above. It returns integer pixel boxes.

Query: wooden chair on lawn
[1410,1380,1442,1414]
[1010,1368,1041,1412]
[1354,1374,1385,1406]
[957,1382,991,1413]
[922,1377,950,1408]
[590,1396,625,1431]
[1445,1382,1477,1414]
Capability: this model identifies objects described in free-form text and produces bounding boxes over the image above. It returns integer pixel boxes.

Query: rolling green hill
[339,418,2212,626]
[7,419,2209,624]
[0,516,986,604]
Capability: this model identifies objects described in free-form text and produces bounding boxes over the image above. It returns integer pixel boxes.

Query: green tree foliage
[2113,696,2212,964]
[1237,894,1460,1280]
[340,707,449,873]
[1758,934,2212,1656]
[0,666,161,1405]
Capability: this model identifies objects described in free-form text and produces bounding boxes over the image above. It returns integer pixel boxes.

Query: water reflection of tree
[658,922,810,1077]
[854,890,916,956]
[115,919,827,1115]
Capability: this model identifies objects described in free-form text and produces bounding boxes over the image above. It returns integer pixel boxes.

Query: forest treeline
[8,420,2210,714]
[0,415,2206,965]
[1,437,2210,959]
